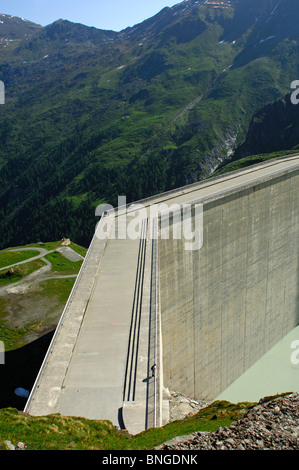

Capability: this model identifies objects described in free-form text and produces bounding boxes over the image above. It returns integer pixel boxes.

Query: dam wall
[25,155,299,431]
[159,169,299,401]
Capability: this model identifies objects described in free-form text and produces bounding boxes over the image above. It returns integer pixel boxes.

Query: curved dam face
[159,166,299,401]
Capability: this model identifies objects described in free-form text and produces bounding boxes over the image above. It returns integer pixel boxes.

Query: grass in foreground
[0,400,257,451]
[0,250,42,270]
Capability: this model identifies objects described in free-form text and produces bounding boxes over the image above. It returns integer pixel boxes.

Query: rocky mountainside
[0,0,299,249]
[233,92,299,158]
[156,392,299,450]
[0,14,41,40]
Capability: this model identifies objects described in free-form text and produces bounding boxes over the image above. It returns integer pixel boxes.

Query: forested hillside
[0,0,299,248]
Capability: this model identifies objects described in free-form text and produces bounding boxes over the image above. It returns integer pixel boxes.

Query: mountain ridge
[0,0,298,249]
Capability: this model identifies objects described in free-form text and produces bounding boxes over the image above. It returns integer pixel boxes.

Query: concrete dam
[24,155,299,434]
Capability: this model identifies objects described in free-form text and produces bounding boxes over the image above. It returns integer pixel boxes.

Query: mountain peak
[0,13,41,39]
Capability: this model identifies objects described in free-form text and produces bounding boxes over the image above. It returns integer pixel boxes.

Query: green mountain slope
[0,0,298,249]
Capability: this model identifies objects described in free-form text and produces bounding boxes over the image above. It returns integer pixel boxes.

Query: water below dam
[216,325,299,403]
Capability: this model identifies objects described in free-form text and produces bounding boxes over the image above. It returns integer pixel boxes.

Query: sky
[1,0,182,31]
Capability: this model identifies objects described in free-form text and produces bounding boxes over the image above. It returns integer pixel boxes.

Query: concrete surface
[159,157,299,401]
[216,325,299,403]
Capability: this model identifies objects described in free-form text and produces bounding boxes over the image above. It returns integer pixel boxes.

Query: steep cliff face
[234,93,299,158]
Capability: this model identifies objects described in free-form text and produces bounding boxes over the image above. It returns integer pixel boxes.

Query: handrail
[152,216,159,428]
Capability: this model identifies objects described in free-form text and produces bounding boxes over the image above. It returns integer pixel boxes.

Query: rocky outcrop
[168,390,211,422]
[4,441,26,450]
[156,393,299,450]
[234,94,299,159]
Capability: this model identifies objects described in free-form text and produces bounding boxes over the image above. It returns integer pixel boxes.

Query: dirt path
[0,247,82,296]
[0,248,52,272]
[168,94,205,128]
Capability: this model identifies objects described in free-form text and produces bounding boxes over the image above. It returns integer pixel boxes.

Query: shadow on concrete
[0,331,54,411]
[118,408,126,431]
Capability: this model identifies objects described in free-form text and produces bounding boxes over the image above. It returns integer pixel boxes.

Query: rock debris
[158,392,299,450]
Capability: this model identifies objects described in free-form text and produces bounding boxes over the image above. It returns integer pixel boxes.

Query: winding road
[0,246,84,296]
